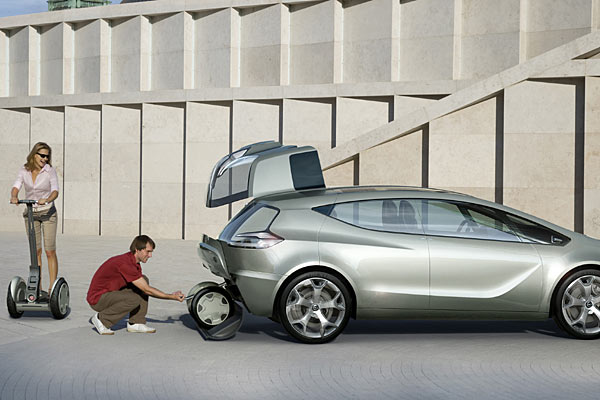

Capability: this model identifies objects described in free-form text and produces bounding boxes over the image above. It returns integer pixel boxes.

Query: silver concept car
[190,142,600,344]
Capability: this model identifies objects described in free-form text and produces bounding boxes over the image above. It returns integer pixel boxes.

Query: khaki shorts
[23,207,58,252]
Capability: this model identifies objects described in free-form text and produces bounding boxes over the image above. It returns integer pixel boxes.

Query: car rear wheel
[279,271,351,344]
[554,269,600,339]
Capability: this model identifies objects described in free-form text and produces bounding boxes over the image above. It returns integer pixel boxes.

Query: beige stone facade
[1,0,600,239]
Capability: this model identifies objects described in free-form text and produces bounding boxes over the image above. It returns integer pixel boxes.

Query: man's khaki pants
[91,276,149,328]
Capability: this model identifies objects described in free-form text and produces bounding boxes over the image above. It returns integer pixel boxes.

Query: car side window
[503,213,570,245]
[329,199,423,234]
[421,200,521,242]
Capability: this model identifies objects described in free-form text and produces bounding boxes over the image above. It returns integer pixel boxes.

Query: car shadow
[238,314,571,342]
[179,309,570,342]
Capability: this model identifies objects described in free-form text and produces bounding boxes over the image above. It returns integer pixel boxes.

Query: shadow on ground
[178,304,570,342]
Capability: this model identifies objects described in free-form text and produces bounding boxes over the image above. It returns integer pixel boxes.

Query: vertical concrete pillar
[230,8,241,88]
[519,0,529,62]
[183,12,194,90]
[333,0,343,83]
[140,16,151,91]
[28,26,40,96]
[99,19,111,93]
[390,0,400,81]
[0,30,8,97]
[62,23,74,95]
[280,4,290,86]
[592,0,600,30]
[452,0,463,80]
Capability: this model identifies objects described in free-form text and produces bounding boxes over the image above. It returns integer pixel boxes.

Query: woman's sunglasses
[37,153,49,159]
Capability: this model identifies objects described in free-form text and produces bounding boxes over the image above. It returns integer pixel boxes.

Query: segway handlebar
[16,200,37,205]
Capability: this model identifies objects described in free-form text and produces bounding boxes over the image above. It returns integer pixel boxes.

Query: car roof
[258,185,462,205]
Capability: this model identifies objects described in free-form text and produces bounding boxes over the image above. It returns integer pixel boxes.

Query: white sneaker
[127,323,156,333]
[91,313,114,335]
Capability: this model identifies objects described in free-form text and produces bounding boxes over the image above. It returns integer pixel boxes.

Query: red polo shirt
[87,252,143,305]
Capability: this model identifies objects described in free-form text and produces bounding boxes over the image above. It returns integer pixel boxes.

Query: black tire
[278,271,351,344]
[553,269,600,340]
[49,278,69,319]
[7,281,24,319]
[191,286,234,330]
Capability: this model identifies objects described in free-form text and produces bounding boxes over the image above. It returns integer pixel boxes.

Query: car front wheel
[554,269,600,339]
[279,271,351,344]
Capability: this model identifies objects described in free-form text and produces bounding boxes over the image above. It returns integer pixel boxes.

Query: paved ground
[1,231,600,399]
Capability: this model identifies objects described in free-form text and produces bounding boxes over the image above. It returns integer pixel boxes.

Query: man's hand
[171,291,185,302]
[10,197,18,205]
[38,198,47,205]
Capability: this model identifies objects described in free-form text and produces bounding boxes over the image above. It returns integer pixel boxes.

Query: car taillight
[229,231,283,249]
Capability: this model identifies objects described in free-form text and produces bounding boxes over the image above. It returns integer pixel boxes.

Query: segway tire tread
[6,282,23,318]
[49,278,69,319]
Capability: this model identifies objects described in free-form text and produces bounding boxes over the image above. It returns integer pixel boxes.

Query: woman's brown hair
[25,142,52,171]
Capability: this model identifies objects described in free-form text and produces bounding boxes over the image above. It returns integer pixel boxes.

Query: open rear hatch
[206,141,325,208]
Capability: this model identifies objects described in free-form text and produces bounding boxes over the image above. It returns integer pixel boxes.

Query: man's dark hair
[129,235,156,254]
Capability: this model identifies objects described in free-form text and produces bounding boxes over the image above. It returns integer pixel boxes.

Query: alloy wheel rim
[196,292,230,326]
[562,274,600,335]
[285,278,346,339]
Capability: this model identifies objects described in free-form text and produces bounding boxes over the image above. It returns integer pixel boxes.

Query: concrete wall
[429,96,497,201]
[101,104,141,237]
[504,79,579,229]
[584,76,600,238]
[1,0,596,97]
[141,103,185,238]
[63,106,101,235]
[1,0,600,239]
[0,109,30,231]
[30,107,64,233]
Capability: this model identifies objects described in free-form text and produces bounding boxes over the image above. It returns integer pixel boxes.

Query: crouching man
[87,235,185,335]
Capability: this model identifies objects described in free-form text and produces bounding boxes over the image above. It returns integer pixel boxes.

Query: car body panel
[428,236,543,311]
[318,216,430,310]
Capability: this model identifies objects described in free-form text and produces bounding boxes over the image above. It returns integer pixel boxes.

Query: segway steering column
[19,200,41,303]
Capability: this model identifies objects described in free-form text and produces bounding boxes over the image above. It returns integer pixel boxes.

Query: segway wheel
[49,278,69,319]
[7,281,25,318]
[191,286,234,330]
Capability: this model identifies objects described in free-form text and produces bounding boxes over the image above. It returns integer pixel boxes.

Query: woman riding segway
[10,142,60,298]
